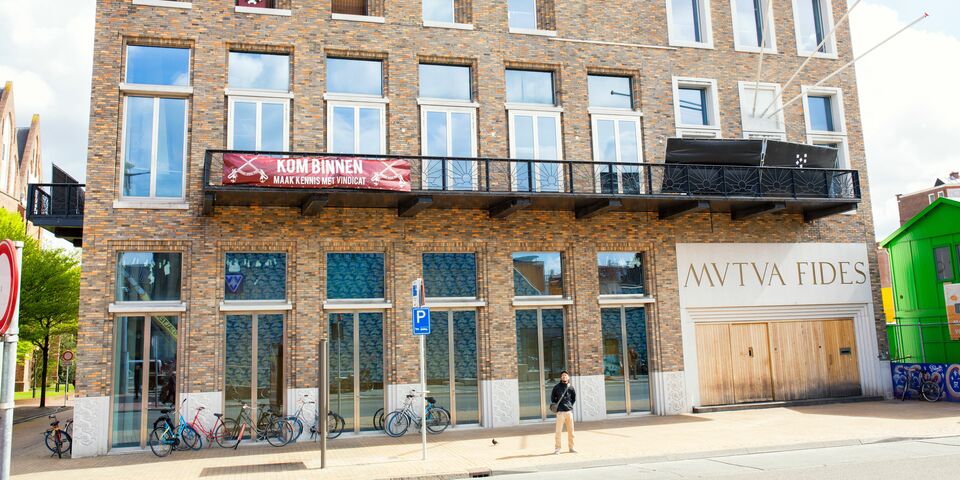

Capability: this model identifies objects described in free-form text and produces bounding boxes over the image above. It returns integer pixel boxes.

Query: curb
[12,406,69,425]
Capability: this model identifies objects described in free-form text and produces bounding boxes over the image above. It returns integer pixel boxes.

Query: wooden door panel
[824,319,862,397]
[696,324,735,406]
[730,323,773,403]
[769,321,827,401]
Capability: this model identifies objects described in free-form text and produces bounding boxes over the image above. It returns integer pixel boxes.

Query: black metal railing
[27,183,85,219]
[205,150,861,201]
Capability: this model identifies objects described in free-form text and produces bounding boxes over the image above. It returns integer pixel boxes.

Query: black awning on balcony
[665,138,838,168]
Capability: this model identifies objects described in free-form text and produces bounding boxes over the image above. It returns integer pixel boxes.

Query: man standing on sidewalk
[551,371,576,454]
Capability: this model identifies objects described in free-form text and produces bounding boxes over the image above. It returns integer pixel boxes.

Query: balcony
[202,148,861,221]
[26,183,85,246]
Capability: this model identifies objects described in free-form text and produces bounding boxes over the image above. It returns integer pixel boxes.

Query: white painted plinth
[571,375,605,422]
[387,383,420,413]
[182,391,222,437]
[287,387,319,441]
[481,378,519,428]
[651,371,688,415]
[72,395,110,458]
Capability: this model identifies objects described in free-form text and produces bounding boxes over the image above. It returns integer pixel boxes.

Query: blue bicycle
[148,400,200,457]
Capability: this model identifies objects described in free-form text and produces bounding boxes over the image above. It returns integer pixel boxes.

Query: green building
[881,197,960,363]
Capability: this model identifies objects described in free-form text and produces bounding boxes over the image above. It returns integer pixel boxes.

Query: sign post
[61,351,74,407]
[411,279,429,461]
[0,240,23,480]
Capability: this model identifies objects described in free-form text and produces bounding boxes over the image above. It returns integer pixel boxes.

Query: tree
[0,209,80,407]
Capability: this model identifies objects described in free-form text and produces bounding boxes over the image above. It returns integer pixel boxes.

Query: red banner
[222,154,411,192]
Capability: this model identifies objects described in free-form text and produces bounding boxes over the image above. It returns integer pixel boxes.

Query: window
[589,75,642,194]
[588,75,633,110]
[326,253,385,299]
[803,86,846,167]
[516,308,565,420]
[807,95,834,132]
[598,253,645,295]
[506,70,562,192]
[423,0,454,23]
[224,314,285,430]
[506,69,554,105]
[125,46,190,86]
[423,253,477,298]
[673,77,720,137]
[928,193,936,204]
[738,82,785,138]
[328,312,383,432]
[228,52,289,92]
[116,252,181,301]
[949,189,960,199]
[420,64,476,190]
[935,246,952,281]
[332,0,369,15]
[227,52,290,151]
[513,252,563,296]
[793,0,835,56]
[667,0,712,47]
[731,0,776,52]
[326,58,386,154]
[937,191,945,199]
[508,0,537,30]
[224,253,287,301]
[601,307,649,414]
[426,310,478,426]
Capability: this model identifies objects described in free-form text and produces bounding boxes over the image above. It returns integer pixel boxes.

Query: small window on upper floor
[673,77,720,138]
[423,0,455,23]
[938,191,945,198]
[679,87,708,125]
[327,58,383,96]
[739,82,784,136]
[508,0,537,30]
[419,64,471,101]
[807,95,835,132]
[667,0,712,48]
[588,75,633,110]
[505,69,554,105]
[928,193,936,204]
[228,52,290,92]
[731,0,777,53]
[332,0,369,15]
[125,45,191,86]
[793,0,836,56]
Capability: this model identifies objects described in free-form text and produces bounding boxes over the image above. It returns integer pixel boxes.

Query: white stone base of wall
[287,387,319,441]
[387,383,420,414]
[481,378,519,428]
[181,391,222,437]
[571,375,605,422]
[878,360,893,399]
[71,395,110,458]
[651,371,688,415]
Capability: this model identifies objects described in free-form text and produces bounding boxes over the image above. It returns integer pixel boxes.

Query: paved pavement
[9,400,960,479]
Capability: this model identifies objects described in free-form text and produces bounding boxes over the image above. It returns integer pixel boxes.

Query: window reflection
[513,252,563,296]
[598,252,645,295]
[116,252,182,301]
[228,52,290,91]
[419,64,471,101]
[508,0,537,29]
[506,70,554,105]
[126,46,190,86]
[327,58,383,96]
[588,75,632,109]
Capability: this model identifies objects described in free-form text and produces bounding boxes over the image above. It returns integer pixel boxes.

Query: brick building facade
[69,0,887,457]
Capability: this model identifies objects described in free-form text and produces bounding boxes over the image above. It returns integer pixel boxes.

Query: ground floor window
[601,307,649,414]
[328,312,384,432]
[224,314,285,428]
[516,308,566,420]
[111,315,178,448]
[425,310,479,426]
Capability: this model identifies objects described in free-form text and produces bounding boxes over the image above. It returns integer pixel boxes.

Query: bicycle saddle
[426,396,436,404]
[197,406,206,411]
[213,413,223,418]
[160,409,172,414]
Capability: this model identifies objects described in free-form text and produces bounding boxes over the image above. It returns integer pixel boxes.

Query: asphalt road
[497,435,960,479]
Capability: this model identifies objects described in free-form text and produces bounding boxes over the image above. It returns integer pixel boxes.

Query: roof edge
[880,197,960,247]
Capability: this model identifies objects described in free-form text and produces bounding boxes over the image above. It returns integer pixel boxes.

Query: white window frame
[672,76,721,137]
[937,191,945,199]
[419,104,479,191]
[665,0,714,49]
[507,0,538,31]
[226,95,291,151]
[118,96,189,202]
[124,45,192,90]
[730,0,777,53]
[738,81,785,138]
[590,113,644,194]
[507,108,564,192]
[325,97,388,155]
[802,85,846,136]
[422,0,455,24]
[791,0,838,59]
[928,193,935,204]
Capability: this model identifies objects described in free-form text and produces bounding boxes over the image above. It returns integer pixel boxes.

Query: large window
[506,70,562,193]
[224,253,287,301]
[420,64,477,191]
[589,75,642,194]
[507,0,537,30]
[731,0,776,52]
[326,58,386,154]
[601,307,649,415]
[224,314,285,429]
[423,253,477,298]
[803,86,847,168]
[328,312,384,432]
[326,253,385,300]
[513,252,563,297]
[227,52,290,151]
[125,46,190,86]
[667,0,712,47]
[423,0,454,23]
[673,77,720,138]
[116,252,182,302]
[793,0,835,56]
[425,310,479,426]
[598,253,645,295]
[516,309,566,420]
[738,82,785,139]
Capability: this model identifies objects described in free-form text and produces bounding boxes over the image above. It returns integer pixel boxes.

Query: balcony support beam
[576,199,622,219]
[490,197,532,219]
[202,192,215,216]
[731,202,786,221]
[398,196,434,217]
[301,194,329,216]
[803,203,858,222]
[658,200,709,220]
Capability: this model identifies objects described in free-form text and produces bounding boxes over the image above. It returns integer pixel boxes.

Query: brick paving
[11,401,960,479]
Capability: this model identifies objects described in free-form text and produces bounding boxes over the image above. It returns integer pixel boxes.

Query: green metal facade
[882,198,960,363]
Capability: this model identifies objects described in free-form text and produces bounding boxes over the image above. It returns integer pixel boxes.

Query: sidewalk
[11,395,73,424]
[10,400,960,479]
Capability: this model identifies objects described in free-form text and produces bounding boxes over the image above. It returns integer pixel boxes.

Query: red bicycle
[184,406,232,449]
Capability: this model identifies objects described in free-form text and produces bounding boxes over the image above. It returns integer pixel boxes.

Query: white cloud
[850,3,960,239]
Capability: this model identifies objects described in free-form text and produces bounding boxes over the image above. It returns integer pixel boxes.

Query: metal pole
[63,362,71,407]
[320,339,327,469]
[0,242,24,480]
[420,334,426,461]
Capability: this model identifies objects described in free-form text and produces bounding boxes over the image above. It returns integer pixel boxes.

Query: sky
[0,0,956,242]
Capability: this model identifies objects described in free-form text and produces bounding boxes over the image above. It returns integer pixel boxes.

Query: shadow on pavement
[785,400,960,420]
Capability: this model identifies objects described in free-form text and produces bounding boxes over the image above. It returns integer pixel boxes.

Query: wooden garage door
[696,323,773,406]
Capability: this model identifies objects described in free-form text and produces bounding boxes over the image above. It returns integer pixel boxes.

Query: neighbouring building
[896,172,960,225]
[0,81,44,242]
[42,0,890,457]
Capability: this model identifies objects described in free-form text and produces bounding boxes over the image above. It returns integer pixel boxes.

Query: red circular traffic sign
[0,240,18,336]
[61,350,74,362]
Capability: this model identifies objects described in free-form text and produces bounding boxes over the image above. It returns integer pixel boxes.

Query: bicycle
[372,407,385,431]
[43,414,72,458]
[384,390,450,437]
[899,364,942,402]
[214,403,292,449]
[284,395,344,441]
[183,405,233,449]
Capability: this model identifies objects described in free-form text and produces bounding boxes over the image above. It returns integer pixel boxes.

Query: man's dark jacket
[551,381,576,412]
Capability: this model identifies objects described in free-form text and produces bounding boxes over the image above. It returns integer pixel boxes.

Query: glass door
[422,108,477,191]
[112,316,178,448]
[592,116,642,194]
[425,310,480,426]
[601,307,650,414]
[510,112,563,193]
[328,312,384,433]
[515,308,566,421]
[224,313,285,434]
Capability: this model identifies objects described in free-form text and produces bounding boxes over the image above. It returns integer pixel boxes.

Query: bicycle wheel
[288,417,304,442]
[180,424,201,450]
[373,408,384,430]
[149,426,174,457]
[922,381,942,402]
[384,411,410,438]
[43,431,56,453]
[327,412,343,440]
[215,418,241,449]
[55,431,72,458]
[265,419,293,447]
[425,408,450,434]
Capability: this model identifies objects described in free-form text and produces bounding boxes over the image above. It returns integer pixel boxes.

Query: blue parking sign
[412,307,430,335]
